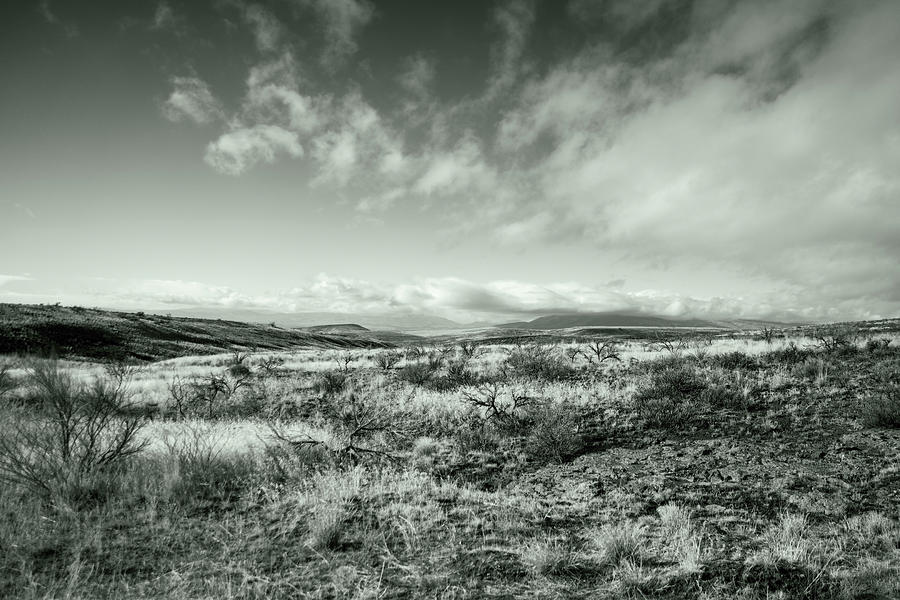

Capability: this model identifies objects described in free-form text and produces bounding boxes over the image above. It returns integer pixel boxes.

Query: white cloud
[162,77,225,125]
[242,53,325,132]
[485,0,535,99]
[413,134,494,196]
[151,2,182,33]
[296,0,375,69]
[102,274,859,323]
[311,92,407,185]
[244,4,282,53]
[397,54,436,100]
[0,275,32,287]
[204,125,303,175]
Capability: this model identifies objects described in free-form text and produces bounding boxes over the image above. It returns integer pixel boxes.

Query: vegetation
[0,317,899,598]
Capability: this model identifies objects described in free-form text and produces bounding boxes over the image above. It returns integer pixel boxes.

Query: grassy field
[0,320,898,599]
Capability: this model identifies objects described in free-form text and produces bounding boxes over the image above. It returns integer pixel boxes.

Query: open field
[1,317,899,599]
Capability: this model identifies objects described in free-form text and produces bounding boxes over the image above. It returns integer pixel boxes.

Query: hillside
[157,307,464,331]
[0,304,399,361]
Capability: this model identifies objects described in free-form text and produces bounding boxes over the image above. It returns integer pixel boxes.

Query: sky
[1,0,898,324]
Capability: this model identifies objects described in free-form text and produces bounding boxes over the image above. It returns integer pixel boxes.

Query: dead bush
[0,360,148,504]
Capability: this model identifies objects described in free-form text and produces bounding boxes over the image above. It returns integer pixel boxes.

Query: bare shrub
[168,369,254,419]
[227,349,252,378]
[813,324,859,353]
[270,387,410,465]
[583,340,622,365]
[256,355,285,376]
[0,360,148,503]
[458,341,483,360]
[373,350,402,372]
[461,382,532,430]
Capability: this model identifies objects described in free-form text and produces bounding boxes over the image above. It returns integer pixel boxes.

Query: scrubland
[0,323,898,599]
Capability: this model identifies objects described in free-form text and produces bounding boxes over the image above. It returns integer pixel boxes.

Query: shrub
[865,338,891,352]
[860,385,900,428]
[701,383,748,410]
[813,324,859,353]
[524,403,584,463]
[453,416,502,455]
[460,382,532,432]
[168,371,254,418]
[445,358,477,387]
[502,344,575,381]
[0,360,148,504]
[397,361,437,386]
[791,357,828,381]
[161,425,259,507]
[712,351,758,371]
[762,342,814,365]
[256,355,285,376]
[0,362,16,399]
[312,369,349,397]
[632,366,706,429]
[373,350,402,372]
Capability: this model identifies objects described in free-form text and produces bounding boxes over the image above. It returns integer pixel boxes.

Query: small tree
[584,340,622,365]
[374,350,402,372]
[0,360,148,503]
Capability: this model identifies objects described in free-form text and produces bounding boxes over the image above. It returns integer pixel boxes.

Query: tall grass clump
[0,360,148,505]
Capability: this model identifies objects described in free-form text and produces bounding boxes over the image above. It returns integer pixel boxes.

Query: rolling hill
[0,304,404,361]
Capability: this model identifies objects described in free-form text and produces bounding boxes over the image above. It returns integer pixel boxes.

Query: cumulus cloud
[162,77,225,125]
[157,0,900,320]
[204,125,302,175]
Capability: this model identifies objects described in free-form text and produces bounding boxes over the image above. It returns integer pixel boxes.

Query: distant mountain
[156,308,463,331]
[499,312,725,330]
[303,324,370,333]
[0,304,399,362]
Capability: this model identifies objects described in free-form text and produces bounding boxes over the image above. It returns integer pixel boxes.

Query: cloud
[162,77,225,125]
[103,274,850,323]
[150,2,184,33]
[39,0,79,37]
[311,91,407,184]
[295,0,375,69]
[244,4,282,53]
[204,125,303,175]
[413,134,494,196]
[485,0,536,99]
[0,275,32,287]
[242,53,325,132]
